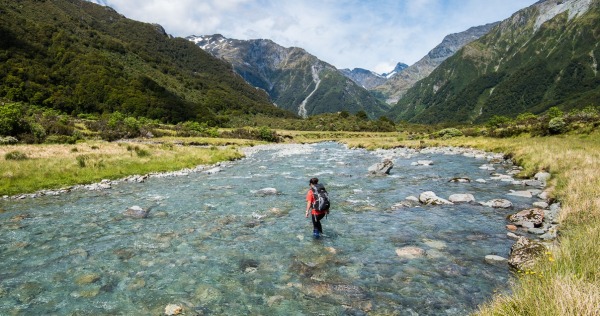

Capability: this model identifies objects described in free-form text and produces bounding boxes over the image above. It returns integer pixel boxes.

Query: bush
[45,135,78,144]
[5,150,28,160]
[548,117,567,134]
[0,136,19,145]
[434,128,463,139]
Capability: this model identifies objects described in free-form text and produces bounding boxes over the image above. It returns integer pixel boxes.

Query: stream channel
[0,142,535,315]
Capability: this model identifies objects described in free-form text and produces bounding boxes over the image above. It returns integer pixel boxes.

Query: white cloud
[90,0,538,73]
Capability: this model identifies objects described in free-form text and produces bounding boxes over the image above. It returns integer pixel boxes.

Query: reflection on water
[0,143,532,315]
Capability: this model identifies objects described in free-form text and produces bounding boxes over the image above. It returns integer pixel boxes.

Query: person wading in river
[305,177,330,239]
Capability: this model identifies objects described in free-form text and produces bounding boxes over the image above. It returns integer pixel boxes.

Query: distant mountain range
[389,0,600,124]
[339,63,409,90]
[188,34,389,118]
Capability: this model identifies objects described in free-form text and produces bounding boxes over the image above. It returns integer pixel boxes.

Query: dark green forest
[0,0,296,127]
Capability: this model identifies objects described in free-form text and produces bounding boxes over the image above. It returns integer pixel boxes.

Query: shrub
[434,128,463,139]
[5,150,28,160]
[0,136,19,145]
[548,117,567,134]
[45,135,78,144]
[547,106,563,119]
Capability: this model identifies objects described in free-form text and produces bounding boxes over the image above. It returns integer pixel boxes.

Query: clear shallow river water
[0,142,534,315]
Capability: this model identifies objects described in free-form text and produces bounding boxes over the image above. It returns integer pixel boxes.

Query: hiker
[305,177,330,239]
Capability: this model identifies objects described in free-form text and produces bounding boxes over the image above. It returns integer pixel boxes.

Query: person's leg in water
[311,213,326,238]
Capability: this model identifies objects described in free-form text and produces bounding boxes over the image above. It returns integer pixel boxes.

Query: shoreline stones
[507,208,544,228]
[508,236,547,271]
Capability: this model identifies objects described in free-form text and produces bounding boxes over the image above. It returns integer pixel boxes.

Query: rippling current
[0,142,535,315]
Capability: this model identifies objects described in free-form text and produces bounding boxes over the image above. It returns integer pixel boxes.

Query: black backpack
[312,183,330,212]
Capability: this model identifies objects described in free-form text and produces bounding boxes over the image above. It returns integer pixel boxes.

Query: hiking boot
[313,229,320,239]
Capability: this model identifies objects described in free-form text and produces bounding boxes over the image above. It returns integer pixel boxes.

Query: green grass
[0,141,243,196]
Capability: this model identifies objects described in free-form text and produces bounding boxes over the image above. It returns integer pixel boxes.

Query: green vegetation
[0,141,244,196]
[389,3,600,124]
[0,0,295,127]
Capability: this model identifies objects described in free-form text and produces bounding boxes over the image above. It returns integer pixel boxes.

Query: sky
[91,0,539,74]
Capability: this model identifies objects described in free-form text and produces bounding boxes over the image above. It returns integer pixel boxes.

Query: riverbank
[1,131,598,314]
[0,138,259,196]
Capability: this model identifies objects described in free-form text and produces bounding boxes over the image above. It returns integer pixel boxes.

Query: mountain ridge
[388,0,600,124]
[188,34,389,118]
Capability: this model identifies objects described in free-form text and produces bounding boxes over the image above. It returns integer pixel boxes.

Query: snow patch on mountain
[534,0,592,31]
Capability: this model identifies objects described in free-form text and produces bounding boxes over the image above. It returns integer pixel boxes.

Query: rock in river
[123,206,150,218]
[368,158,394,175]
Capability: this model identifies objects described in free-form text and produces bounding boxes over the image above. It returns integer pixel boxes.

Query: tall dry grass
[437,134,600,316]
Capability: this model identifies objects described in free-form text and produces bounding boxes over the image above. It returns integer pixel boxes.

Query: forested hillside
[389,0,600,124]
[0,0,295,126]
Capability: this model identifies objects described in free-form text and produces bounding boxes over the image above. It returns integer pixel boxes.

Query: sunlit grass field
[1,130,598,315]
[0,138,259,196]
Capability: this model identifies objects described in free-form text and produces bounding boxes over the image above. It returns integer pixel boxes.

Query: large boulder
[534,172,551,183]
[419,191,453,205]
[368,158,393,175]
[508,208,544,228]
[508,236,546,271]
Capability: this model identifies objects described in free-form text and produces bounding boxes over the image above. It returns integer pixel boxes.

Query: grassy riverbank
[334,131,600,315]
[0,138,260,196]
[2,131,598,314]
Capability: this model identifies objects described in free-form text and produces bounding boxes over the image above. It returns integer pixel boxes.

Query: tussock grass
[436,133,600,316]
[0,140,243,196]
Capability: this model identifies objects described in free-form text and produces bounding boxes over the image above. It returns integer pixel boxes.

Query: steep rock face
[188,34,388,118]
[374,23,498,104]
[388,0,600,124]
[339,68,387,89]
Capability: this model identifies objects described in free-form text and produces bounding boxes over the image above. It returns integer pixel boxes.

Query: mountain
[188,34,389,118]
[0,0,294,125]
[339,68,387,89]
[381,62,409,79]
[388,0,600,124]
[374,23,498,104]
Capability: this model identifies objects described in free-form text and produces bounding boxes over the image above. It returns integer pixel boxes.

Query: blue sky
[90,0,538,73]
